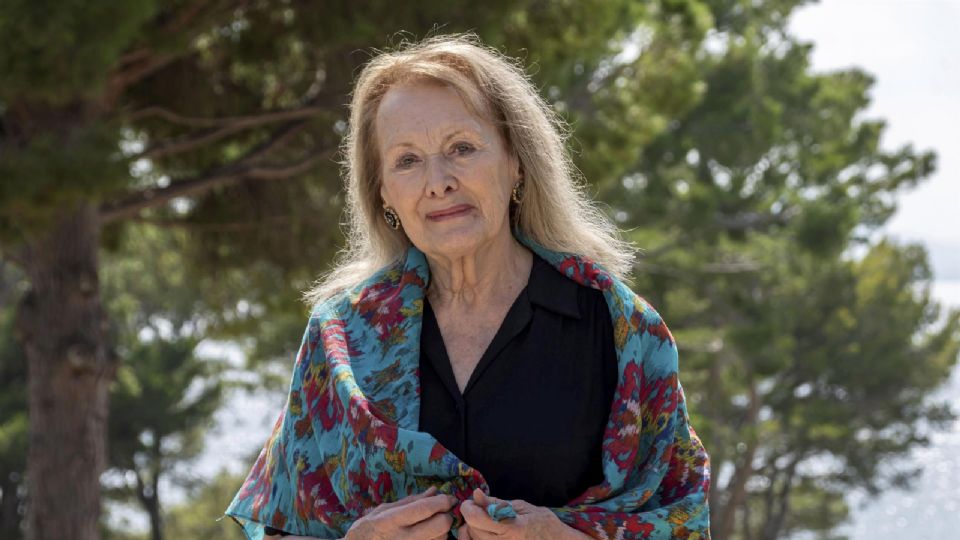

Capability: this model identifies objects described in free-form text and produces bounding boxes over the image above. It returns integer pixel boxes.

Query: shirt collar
[527,252,581,319]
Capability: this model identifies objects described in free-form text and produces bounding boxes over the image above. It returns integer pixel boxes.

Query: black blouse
[419,252,619,508]
[264,252,619,537]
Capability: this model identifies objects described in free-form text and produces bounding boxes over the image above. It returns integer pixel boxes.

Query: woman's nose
[424,153,457,197]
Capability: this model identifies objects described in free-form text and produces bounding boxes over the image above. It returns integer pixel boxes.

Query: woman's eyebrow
[385,128,480,152]
[440,128,477,142]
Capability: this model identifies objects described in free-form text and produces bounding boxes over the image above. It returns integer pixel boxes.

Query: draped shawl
[224,234,711,539]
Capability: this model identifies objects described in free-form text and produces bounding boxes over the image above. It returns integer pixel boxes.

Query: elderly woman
[225,34,710,540]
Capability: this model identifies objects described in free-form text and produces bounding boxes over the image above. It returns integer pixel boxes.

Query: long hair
[303,33,634,306]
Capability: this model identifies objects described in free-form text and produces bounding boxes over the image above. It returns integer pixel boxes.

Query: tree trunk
[760,458,798,540]
[740,492,754,540]
[705,353,726,520]
[15,202,116,540]
[712,380,760,540]
[146,492,162,540]
[0,472,24,539]
[136,466,163,540]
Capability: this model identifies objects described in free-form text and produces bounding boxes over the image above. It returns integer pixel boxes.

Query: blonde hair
[303,33,634,307]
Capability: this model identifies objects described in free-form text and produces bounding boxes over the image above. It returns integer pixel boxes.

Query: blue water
[842,280,960,539]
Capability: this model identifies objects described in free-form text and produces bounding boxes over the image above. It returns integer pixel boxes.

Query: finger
[367,486,439,516]
[506,498,536,515]
[460,500,509,535]
[393,486,439,506]
[471,489,516,523]
[471,488,510,514]
[458,524,472,540]
[466,526,499,540]
[387,494,458,526]
[471,487,491,506]
[401,508,454,539]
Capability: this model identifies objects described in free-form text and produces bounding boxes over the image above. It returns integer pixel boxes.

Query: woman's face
[376,82,521,261]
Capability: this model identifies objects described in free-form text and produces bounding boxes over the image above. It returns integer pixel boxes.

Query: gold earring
[511,180,525,204]
[383,206,401,230]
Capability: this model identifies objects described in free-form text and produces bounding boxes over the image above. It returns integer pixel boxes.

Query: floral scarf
[224,234,711,539]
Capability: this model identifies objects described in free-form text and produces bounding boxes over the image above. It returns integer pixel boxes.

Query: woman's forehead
[376,83,494,149]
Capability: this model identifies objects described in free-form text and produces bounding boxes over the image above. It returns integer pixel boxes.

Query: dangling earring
[383,206,401,230]
[511,179,525,204]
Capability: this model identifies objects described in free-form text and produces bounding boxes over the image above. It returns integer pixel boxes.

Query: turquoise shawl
[224,235,711,539]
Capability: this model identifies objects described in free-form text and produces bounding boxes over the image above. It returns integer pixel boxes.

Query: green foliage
[0,122,129,241]
[160,470,246,539]
[592,2,960,537]
[0,277,28,540]
[101,521,147,540]
[107,335,226,469]
[0,301,26,476]
[98,223,229,539]
[0,0,157,103]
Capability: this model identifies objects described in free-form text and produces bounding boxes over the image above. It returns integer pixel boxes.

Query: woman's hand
[343,485,457,540]
[458,488,591,540]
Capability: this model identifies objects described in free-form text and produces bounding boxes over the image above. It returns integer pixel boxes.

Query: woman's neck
[424,232,532,309]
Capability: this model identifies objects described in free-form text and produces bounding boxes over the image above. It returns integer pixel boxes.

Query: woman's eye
[396,154,419,168]
[452,142,475,155]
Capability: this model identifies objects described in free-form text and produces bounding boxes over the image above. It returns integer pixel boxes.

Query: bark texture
[15,202,116,540]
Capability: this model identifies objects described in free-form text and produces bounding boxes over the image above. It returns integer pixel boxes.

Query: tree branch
[130,106,326,160]
[714,206,800,232]
[100,117,330,224]
[127,214,294,232]
[239,119,312,164]
[125,83,344,160]
[701,260,763,273]
[117,48,153,69]
[160,0,211,35]
[104,52,179,108]
[127,103,329,129]
[103,1,255,108]
[245,153,327,179]
[101,117,316,222]
[98,150,329,225]
[635,258,763,276]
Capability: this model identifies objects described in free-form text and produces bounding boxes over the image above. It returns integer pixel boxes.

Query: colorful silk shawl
[225,234,711,539]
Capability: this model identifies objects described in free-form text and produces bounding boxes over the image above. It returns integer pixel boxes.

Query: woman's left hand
[457,488,591,540]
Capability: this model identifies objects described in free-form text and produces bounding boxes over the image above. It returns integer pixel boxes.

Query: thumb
[473,488,509,511]
[473,488,516,522]
[471,487,490,505]
[367,485,438,516]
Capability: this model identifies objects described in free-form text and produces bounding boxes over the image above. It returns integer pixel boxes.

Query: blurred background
[1,1,957,539]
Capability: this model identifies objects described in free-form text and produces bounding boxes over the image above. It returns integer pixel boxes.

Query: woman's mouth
[426,204,474,221]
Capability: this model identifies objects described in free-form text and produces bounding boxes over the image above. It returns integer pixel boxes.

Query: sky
[789,1,960,537]
[790,0,960,280]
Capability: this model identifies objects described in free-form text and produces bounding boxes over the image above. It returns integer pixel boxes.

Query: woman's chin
[417,225,499,260]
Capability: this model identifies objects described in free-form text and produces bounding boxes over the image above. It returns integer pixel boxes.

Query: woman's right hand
[343,486,457,540]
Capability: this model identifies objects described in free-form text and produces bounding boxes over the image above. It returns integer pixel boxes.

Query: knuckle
[433,512,453,533]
